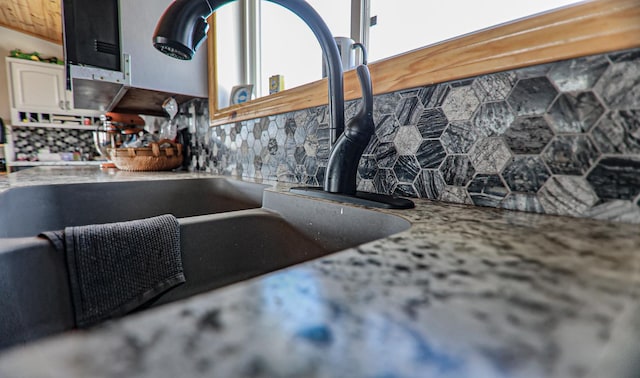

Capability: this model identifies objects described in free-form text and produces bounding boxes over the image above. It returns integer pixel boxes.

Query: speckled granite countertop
[1,167,639,378]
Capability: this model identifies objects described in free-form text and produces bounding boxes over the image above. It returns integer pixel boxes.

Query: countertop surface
[1,167,639,378]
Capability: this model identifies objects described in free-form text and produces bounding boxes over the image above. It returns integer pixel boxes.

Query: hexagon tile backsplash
[192,47,640,224]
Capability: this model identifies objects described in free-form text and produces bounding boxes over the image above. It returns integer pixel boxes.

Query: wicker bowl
[108,139,183,171]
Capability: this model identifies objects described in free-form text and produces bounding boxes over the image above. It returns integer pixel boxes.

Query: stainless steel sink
[0,179,409,350]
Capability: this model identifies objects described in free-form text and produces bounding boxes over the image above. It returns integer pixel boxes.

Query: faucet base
[290,187,415,209]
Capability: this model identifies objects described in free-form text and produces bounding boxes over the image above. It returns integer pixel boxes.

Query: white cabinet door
[8,59,68,112]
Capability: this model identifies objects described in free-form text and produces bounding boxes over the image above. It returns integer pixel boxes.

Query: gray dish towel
[41,214,185,328]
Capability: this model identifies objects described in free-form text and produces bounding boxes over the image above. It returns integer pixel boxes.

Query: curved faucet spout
[153,0,345,144]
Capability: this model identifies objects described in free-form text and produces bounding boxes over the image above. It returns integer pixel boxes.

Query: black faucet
[153,0,413,209]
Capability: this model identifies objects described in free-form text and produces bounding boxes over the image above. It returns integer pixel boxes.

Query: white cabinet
[6,58,72,112]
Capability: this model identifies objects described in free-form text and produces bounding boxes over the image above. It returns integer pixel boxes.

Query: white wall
[0,26,63,122]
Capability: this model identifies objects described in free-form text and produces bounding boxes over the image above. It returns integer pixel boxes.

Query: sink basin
[0,180,409,350]
[0,178,267,238]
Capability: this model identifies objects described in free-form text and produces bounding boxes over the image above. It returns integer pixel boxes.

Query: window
[214,0,581,109]
[259,0,353,96]
[367,0,581,62]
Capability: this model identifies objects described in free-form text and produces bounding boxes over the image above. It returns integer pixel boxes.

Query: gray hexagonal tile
[393,126,422,155]
[592,110,640,154]
[440,186,473,205]
[358,155,377,180]
[538,176,599,216]
[468,174,509,207]
[373,92,400,117]
[439,155,475,186]
[395,96,424,126]
[547,92,605,133]
[501,156,551,193]
[586,200,640,224]
[293,145,305,164]
[393,155,421,183]
[284,118,297,137]
[267,121,278,138]
[441,85,480,121]
[472,101,515,137]
[303,134,319,157]
[507,77,558,116]
[609,49,640,63]
[440,121,479,154]
[469,137,512,174]
[416,109,448,139]
[593,60,640,110]
[376,142,398,169]
[274,127,286,145]
[394,184,418,198]
[415,170,446,200]
[548,55,610,92]
[515,63,553,79]
[475,71,517,101]
[587,157,640,200]
[373,168,397,194]
[418,84,449,109]
[504,116,554,154]
[542,135,600,175]
[415,140,446,169]
[501,193,545,213]
[375,114,400,143]
[239,124,249,140]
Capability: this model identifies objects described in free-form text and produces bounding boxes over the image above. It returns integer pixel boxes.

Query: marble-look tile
[441,84,481,121]
[475,71,517,101]
[375,142,398,169]
[507,77,558,116]
[358,155,377,180]
[440,185,473,205]
[439,155,475,186]
[592,110,640,154]
[609,49,640,63]
[542,135,600,175]
[538,176,599,216]
[515,63,553,79]
[395,96,424,126]
[373,92,400,117]
[415,169,445,199]
[586,157,640,200]
[547,92,605,133]
[501,156,551,193]
[440,121,479,154]
[416,108,448,138]
[393,183,418,198]
[375,114,401,143]
[393,155,421,183]
[393,126,422,155]
[585,200,640,223]
[501,193,545,213]
[468,174,509,207]
[373,168,396,194]
[418,84,450,109]
[503,116,554,154]
[593,60,640,110]
[469,137,512,174]
[547,55,610,92]
[472,101,515,137]
[415,140,446,169]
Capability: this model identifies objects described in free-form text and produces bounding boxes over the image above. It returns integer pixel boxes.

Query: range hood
[63,0,208,116]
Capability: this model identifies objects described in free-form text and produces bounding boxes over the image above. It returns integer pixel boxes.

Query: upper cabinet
[7,58,70,112]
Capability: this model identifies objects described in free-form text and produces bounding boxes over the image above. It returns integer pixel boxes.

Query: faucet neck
[163,0,346,143]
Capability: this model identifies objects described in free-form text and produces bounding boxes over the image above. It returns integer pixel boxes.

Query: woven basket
[108,139,183,171]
